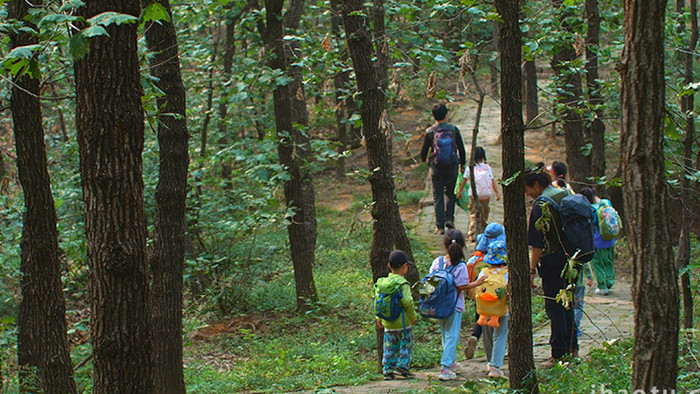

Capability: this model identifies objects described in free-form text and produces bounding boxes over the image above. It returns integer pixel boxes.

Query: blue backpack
[418,257,459,319]
[374,286,403,321]
[432,125,458,168]
[537,194,596,263]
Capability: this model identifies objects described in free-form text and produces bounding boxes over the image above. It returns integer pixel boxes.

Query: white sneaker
[486,362,491,372]
[450,362,462,372]
[439,368,457,380]
[594,288,609,295]
[488,366,504,378]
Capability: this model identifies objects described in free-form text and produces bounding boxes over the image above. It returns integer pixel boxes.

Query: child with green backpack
[374,250,419,380]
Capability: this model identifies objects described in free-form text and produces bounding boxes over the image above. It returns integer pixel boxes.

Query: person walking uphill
[420,104,467,235]
[525,166,578,367]
[427,229,484,380]
[375,250,419,380]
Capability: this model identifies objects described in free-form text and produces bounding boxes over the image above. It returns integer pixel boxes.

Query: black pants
[539,259,578,359]
[431,164,458,230]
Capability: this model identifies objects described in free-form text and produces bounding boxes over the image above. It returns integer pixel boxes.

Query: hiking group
[373,104,622,381]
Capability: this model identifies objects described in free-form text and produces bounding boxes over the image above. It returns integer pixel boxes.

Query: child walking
[455,147,500,241]
[375,250,418,380]
[429,229,485,380]
[478,240,509,378]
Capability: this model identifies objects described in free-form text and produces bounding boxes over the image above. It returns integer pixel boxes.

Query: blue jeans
[383,328,414,373]
[573,283,585,337]
[431,164,458,230]
[438,311,462,368]
[483,315,508,368]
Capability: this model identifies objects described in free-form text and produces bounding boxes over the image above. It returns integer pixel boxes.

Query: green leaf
[87,11,138,27]
[6,44,41,60]
[140,2,171,28]
[38,13,81,29]
[69,32,91,60]
[59,0,85,12]
[82,25,109,38]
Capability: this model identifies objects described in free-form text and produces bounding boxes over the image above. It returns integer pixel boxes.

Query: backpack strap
[439,256,445,270]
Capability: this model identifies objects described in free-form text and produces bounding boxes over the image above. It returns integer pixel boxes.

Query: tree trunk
[494,0,538,391]
[342,0,418,368]
[620,0,678,390]
[142,0,189,392]
[551,0,590,190]
[586,0,606,179]
[373,0,388,93]
[674,0,697,332]
[523,59,539,126]
[331,0,348,180]
[9,0,76,392]
[262,0,318,311]
[218,18,235,185]
[490,20,500,98]
[74,0,152,391]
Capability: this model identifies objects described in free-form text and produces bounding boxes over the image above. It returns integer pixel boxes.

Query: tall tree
[674,0,697,331]
[585,0,606,179]
[142,0,189,392]
[259,0,318,311]
[342,0,419,369]
[551,0,590,189]
[620,0,678,390]
[9,0,76,392]
[493,0,537,391]
[73,0,152,391]
[523,58,539,125]
[331,0,349,179]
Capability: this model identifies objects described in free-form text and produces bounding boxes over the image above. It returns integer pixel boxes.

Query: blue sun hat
[484,240,508,265]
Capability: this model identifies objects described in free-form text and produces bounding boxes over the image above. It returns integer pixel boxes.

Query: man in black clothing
[420,104,466,235]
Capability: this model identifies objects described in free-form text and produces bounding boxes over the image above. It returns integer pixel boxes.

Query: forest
[0,0,699,392]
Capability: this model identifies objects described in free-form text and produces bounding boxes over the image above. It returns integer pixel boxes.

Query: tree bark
[331,0,348,180]
[261,0,318,311]
[142,0,189,392]
[523,59,539,126]
[674,0,697,331]
[342,0,419,368]
[494,0,538,391]
[9,0,76,392]
[490,20,500,98]
[551,0,590,190]
[586,0,606,179]
[620,0,678,390]
[74,0,152,391]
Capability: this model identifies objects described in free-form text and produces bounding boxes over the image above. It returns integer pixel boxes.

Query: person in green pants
[581,188,616,295]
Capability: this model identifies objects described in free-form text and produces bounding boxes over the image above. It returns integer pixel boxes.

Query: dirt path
[317,97,635,392]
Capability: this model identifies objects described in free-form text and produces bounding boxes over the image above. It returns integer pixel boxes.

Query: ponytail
[444,229,466,264]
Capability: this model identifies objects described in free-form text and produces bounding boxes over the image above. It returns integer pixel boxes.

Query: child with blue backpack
[427,229,485,380]
[374,250,418,380]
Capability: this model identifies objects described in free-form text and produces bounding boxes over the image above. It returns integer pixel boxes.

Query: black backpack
[536,194,596,263]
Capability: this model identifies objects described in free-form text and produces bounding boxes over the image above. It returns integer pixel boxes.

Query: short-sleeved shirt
[463,163,494,197]
[429,256,470,313]
[528,186,569,264]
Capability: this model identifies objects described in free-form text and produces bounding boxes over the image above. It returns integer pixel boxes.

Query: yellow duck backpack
[475,241,509,327]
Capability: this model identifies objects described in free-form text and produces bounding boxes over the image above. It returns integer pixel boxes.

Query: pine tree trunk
[262,0,318,311]
[74,0,152,391]
[551,0,590,189]
[142,0,189,392]
[620,0,679,390]
[9,0,76,392]
[586,0,606,179]
[494,0,538,391]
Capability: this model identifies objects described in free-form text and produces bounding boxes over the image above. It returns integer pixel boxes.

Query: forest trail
[316,97,635,392]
